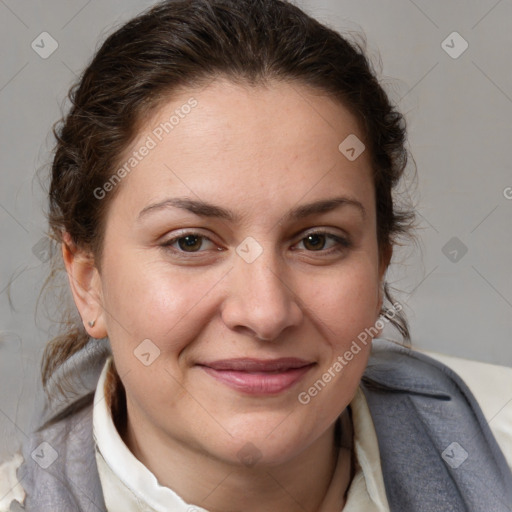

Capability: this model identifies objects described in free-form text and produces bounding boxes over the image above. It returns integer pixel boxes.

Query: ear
[61,232,107,339]
[377,243,393,314]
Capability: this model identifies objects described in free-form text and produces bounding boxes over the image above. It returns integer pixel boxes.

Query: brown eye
[177,235,204,252]
[162,232,216,254]
[294,231,351,254]
[303,234,327,251]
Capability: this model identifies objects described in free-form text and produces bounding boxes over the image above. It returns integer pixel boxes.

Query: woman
[1,0,511,510]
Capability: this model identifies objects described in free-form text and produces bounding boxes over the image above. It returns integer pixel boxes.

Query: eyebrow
[137,196,366,223]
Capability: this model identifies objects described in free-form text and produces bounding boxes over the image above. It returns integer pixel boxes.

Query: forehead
[109,78,373,217]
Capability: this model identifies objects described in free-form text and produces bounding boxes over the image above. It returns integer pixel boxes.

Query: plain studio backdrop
[0,0,511,459]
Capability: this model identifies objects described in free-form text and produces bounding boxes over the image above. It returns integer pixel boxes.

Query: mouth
[196,358,315,395]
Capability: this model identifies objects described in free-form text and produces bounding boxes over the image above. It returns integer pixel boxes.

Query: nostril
[232,326,274,341]
[253,334,273,342]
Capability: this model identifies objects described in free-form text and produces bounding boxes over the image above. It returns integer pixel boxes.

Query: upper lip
[199,358,314,372]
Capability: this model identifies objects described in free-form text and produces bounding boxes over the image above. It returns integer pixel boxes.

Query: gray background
[1,0,511,458]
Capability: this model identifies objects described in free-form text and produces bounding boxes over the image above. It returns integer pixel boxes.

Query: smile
[197,358,315,395]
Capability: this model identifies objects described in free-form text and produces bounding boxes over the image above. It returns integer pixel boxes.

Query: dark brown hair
[41,0,415,396]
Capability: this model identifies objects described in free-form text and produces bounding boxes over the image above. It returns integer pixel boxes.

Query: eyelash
[160,230,351,257]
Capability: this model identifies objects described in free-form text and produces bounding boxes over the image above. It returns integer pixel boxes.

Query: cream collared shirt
[1,351,511,511]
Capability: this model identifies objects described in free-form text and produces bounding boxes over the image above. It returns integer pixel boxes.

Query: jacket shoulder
[419,348,512,472]
[17,398,106,512]
[360,339,512,510]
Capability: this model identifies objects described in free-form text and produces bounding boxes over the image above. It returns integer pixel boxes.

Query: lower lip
[199,365,314,395]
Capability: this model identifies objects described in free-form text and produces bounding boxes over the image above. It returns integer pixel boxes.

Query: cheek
[100,260,205,417]
[295,263,379,429]
[303,256,381,341]
[100,254,221,365]
[308,252,380,402]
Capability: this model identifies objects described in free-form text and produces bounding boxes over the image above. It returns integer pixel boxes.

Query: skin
[63,78,390,511]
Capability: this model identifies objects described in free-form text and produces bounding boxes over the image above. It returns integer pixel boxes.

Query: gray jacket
[16,338,512,511]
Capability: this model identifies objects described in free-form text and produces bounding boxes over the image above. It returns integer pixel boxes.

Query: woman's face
[91,78,387,467]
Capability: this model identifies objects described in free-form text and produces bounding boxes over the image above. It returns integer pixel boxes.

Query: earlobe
[61,232,107,338]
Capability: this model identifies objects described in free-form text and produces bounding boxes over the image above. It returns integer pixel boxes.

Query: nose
[220,249,303,341]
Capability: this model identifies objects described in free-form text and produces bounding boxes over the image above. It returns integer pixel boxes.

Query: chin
[207,413,322,468]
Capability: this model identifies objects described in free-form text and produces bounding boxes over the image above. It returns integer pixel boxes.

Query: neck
[123,409,353,512]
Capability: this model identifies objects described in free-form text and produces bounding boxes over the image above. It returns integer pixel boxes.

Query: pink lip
[198,358,314,395]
